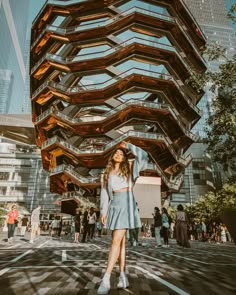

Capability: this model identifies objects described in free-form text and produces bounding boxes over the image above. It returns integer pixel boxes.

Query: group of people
[2,141,232,295]
[153,204,190,248]
[188,221,231,243]
[73,207,101,243]
[5,204,41,244]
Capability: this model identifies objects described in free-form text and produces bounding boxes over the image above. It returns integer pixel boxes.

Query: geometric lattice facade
[30,0,206,198]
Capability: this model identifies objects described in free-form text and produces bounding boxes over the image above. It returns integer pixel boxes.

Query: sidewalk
[0,232,235,295]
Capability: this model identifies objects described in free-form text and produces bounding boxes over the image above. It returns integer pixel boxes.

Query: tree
[187,34,236,178]
[185,183,236,225]
[227,4,236,25]
[204,54,236,175]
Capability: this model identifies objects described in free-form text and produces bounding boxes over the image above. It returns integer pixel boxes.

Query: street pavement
[0,232,235,295]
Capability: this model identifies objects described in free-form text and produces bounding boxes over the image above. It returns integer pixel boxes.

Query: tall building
[30,0,206,212]
[0,0,29,114]
[0,114,60,214]
[172,0,236,205]
[0,69,13,113]
[184,0,229,26]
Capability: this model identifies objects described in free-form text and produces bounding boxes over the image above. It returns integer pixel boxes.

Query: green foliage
[227,4,236,24]
[203,52,236,172]
[187,42,236,174]
[167,206,176,222]
[185,183,236,224]
[0,206,7,226]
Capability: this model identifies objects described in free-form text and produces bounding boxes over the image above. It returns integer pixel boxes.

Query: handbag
[163,222,169,229]
[3,223,8,232]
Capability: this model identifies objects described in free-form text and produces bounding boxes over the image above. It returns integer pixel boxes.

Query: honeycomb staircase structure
[30,0,206,201]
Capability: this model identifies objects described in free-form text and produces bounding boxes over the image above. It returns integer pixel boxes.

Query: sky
[28,0,46,24]
[225,0,236,31]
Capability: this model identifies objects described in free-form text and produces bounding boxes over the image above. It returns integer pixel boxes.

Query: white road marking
[62,250,67,262]
[11,250,32,262]
[90,243,102,249]
[0,264,190,295]
[187,248,236,259]
[37,240,49,248]
[134,265,190,295]
[0,249,33,277]
[158,251,236,265]
[0,268,10,276]
[5,243,21,249]
[128,250,165,263]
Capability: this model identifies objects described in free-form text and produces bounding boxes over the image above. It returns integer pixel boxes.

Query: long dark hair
[162,207,168,215]
[103,147,130,186]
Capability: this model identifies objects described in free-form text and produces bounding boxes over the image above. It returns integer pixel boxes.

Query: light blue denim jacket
[100,143,148,216]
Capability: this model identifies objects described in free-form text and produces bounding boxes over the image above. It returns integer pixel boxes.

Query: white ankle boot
[97,273,110,295]
[117,272,129,289]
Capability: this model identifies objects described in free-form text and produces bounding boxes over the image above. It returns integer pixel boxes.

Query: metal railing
[42,130,191,167]
[31,6,175,50]
[32,67,173,99]
[31,36,187,75]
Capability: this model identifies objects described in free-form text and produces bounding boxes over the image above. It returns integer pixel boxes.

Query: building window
[0,172,10,180]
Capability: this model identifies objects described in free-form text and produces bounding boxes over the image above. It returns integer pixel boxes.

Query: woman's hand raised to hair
[120,141,127,149]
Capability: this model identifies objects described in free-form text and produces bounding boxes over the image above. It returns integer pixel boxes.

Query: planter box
[221,208,236,245]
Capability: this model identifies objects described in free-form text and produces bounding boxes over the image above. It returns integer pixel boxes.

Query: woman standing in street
[175,204,190,248]
[6,205,19,243]
[98,141,148,294]
[88,207,97,241]
[74,208,82,243]
[161,207,170,248]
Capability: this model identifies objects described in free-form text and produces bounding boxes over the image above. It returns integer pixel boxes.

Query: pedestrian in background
[96,211,102,238]
[6,205,19,243]
[81,208,89,243]
[98,141,148,294]
[74,208,82,243]
[21,214,29,237]
[88,207,97,241]
[30,204,41,244]
[153,207,162,248]
[161,207,170,248]
[175,204,190,248]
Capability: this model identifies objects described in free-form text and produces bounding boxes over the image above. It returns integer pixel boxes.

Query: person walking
[97,141,148,294]
[153,207,162,248]
[88,207,97,241]
[6,205,19,243]
[81,208,89,243]
[21,215,29,237]
[30,204,41,244]
[175,204,190,248]
[161,207,170,248]
[51,219,59,237]
[74,208,82,243]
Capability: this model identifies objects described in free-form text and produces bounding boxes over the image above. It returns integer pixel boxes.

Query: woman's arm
[100,175,109,224]
[121,141,148,180]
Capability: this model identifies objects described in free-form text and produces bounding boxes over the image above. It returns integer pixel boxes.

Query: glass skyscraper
[0,0,61,214]
[0,0,29,114]
[171,0,236,205]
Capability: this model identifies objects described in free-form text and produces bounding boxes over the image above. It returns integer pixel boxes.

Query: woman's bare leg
[75,232,80,242]
[106,229,126,274]
[118,232,126,272]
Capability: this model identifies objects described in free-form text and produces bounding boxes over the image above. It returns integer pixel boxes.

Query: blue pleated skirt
[106,191,141,230]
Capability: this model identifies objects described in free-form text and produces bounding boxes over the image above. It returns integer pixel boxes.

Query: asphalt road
[0,232,235,295]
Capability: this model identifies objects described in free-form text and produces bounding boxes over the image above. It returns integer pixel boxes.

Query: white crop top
[110,174,129,191]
